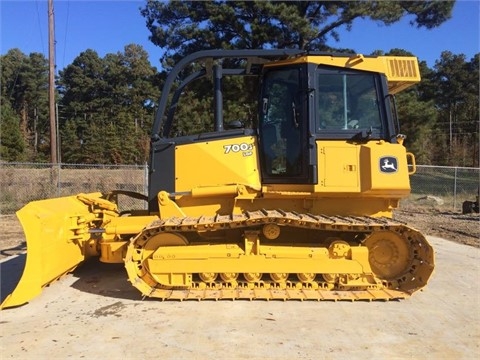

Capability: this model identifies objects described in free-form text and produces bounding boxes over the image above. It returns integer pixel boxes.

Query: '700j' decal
[223,143,254,156]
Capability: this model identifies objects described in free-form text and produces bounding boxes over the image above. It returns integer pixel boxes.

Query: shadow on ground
[0,255,143,306]
[0,254,26,304]
[69,259,142,301]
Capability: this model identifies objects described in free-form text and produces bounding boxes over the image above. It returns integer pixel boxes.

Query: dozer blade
[1,193,105,309]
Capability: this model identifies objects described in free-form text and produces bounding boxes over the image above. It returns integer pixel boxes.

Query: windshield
[316,70,382,134]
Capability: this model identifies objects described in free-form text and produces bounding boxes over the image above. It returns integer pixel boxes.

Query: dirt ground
[0,215,25,259]
[0,236,478,359]
[0,205,478,258]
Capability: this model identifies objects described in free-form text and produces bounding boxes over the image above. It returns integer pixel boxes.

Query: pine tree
[57,46,159,164]
[0,102,26,161]
[0,49,49,161]
[141,1,454,66]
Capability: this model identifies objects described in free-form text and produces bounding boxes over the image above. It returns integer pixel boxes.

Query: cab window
[316,70,382,133]
[260,68,302,177]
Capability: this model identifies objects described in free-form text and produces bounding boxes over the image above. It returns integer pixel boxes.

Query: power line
[61,0,70,71]
[35,0,46,57]
[7,2,41,100]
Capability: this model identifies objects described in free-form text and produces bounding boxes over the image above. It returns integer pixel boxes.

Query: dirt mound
[393,208,479,248]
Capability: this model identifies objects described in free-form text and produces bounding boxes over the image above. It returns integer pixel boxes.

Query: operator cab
[259,62,394,185]
[149,50,409,210]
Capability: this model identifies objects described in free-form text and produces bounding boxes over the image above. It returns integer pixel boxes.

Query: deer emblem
[380,157,398,173]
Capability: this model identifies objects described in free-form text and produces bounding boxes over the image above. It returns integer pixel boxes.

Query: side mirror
[225,120,244,129]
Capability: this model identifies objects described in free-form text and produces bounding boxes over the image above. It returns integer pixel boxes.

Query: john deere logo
[380,156,398,173]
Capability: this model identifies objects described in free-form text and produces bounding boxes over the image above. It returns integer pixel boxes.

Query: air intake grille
[388,58,419,80]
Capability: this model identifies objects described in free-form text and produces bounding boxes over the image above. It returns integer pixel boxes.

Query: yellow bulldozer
[2,50,434,308]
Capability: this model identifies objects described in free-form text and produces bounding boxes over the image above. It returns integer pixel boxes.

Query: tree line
[1,1,478,166]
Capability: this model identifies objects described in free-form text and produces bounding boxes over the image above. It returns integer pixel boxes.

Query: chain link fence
[0,162,148,214]
[404,165,479,212]
[1,162,478,214]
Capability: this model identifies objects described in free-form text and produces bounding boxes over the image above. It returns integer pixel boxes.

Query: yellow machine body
[160,137,411,217]
[2,51,434,308]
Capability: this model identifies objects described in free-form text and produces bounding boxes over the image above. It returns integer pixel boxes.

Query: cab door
[259,66,313,184]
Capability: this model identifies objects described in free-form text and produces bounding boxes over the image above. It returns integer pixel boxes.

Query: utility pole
[48,0,57,164]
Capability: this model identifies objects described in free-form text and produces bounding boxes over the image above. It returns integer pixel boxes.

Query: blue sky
[1,0,479,72]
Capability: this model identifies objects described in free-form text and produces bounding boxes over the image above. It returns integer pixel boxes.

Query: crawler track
[125,210,435,301]
[136,287,409,302]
